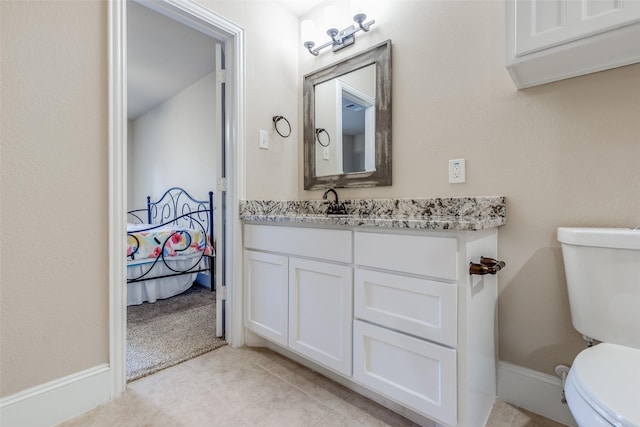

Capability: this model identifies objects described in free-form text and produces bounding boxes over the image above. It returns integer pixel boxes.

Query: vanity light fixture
[303,13,375,56]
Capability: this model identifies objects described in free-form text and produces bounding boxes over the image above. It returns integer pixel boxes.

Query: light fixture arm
[304,13,375,56]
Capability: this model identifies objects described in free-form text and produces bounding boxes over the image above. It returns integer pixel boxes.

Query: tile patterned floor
[58,346,567,427]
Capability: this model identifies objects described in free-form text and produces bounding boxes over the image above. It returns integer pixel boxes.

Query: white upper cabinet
[506,0,640,88]
[516,0,640,56]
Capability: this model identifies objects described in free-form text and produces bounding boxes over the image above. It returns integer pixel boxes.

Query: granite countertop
[239,196,506,231]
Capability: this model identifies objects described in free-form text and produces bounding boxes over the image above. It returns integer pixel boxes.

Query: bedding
[126,223,214,305]
[127,223,213,263]
[127,255,208,305]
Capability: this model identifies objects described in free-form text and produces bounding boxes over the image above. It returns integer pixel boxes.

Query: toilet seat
[566,343,640,427]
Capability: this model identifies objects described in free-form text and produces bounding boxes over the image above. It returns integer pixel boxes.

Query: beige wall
[201,0,301,201]
[297,1,640,375]
[0,1,108,396]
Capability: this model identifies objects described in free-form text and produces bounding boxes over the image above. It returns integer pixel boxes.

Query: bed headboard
[147,187,215,244]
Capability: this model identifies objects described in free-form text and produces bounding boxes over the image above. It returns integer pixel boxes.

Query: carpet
[126,285,227,382]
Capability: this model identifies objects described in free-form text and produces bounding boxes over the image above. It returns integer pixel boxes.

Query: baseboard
[0,364,112,427]
[496,361,577,427]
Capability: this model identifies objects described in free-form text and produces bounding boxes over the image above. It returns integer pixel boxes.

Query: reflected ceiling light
[303,13,375,56]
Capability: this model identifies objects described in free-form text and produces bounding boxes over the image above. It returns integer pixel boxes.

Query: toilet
[558,227,640,427]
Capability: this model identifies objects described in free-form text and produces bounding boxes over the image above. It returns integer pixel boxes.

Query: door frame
[108,0,245,397]
[334,80,375,174]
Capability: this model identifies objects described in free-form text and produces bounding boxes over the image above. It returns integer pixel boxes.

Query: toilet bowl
[564,343,640,427]
[558,227,640,427]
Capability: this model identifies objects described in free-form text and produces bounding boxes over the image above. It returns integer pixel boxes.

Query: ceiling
[127,1,324,120]
[127,2,219,119]
[276,0,325,17]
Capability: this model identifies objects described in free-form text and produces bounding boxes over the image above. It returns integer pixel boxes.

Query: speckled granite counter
[239,196,505,231]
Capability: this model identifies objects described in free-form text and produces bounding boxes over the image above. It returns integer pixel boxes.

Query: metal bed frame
[127,187,215,290]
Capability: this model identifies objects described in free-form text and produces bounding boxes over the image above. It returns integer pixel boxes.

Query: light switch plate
[259,130,269,149]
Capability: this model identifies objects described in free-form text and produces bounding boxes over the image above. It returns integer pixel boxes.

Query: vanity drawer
[354,268,457,347]
[244,224,352,263]
[354,231,458,280]
[353,320,457,426]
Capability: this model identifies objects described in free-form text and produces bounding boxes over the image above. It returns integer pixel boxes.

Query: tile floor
[59,346,567,427]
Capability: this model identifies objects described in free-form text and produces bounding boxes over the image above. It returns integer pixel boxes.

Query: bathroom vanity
[240,197,506,427]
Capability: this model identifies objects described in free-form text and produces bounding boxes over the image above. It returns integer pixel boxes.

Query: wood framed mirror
[303,40,391,190]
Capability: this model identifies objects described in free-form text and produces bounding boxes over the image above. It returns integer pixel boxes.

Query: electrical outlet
[323,147,330,160]
[259,130,269,149]
[449,159,466,183]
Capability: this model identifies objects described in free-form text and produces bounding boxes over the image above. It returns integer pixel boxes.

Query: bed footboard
[127,187,215,291]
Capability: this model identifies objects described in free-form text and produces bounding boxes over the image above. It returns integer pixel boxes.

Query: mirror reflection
[314,64,376,177]
[303,40,391,190]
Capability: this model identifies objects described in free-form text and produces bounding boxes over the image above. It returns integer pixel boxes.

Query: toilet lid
[571,343,640,427]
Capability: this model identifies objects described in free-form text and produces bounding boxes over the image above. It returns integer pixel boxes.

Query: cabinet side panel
[457,231,498,427]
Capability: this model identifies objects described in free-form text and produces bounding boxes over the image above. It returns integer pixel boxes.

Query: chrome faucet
[323,188,347,215]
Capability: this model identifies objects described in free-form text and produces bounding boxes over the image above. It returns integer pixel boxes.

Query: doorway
[108,0,245,396]
[126,0,227,381]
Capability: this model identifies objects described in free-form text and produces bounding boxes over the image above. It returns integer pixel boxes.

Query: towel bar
[469,256,505,275]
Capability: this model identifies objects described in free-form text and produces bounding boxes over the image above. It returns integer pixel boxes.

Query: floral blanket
[127,223,213,262]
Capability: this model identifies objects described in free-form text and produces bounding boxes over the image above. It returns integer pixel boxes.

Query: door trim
[108,0,245,398]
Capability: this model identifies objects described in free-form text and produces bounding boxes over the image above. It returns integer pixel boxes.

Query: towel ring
[315,128,330,147]
[272,115,291,138]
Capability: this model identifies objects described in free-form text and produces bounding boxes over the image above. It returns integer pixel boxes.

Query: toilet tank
[558,227,640,349]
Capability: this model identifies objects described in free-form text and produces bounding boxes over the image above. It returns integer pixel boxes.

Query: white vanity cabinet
[506,0,640,88]
[243,224,353,376]
[243,222,499,427]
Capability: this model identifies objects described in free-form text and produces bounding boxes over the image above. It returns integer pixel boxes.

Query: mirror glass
[314,64,376,177]
[304,40,391,190]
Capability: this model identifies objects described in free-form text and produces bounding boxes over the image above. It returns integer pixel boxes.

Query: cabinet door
[289,258,352,376]
[244,250,288,346]
[515,0,640,56]
[353,320,457,427]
